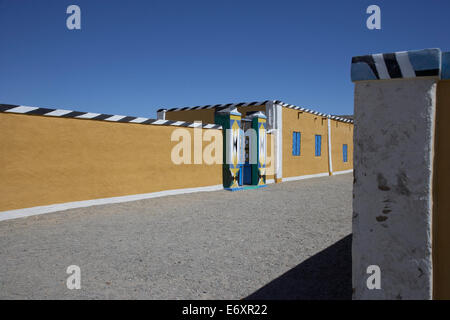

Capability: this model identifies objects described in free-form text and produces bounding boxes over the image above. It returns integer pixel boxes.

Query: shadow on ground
[245,234,352,300]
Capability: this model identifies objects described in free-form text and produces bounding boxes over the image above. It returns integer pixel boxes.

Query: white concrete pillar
[265,101,283,183]
[351,48,442,299]
[274,102,283,182]
[327,117,333,175]
[157,108,167,120]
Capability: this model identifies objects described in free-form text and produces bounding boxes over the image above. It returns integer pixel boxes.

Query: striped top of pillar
[351,48,442,82]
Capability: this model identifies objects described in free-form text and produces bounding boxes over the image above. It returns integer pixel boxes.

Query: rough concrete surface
[353,78,436,300]
[0,174,352,300]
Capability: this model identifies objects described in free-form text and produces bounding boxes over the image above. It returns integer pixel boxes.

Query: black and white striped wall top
[0,104,222,129]
[274,101,353,123]
[164,100,354,124]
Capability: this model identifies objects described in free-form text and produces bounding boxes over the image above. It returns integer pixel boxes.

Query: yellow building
[0,100,353,219]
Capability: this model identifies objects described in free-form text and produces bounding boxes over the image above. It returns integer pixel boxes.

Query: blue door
[243,163,252,184]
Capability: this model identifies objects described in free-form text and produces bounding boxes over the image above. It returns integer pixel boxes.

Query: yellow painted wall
[165,109,215,123]
[0,113,222,212]
[433,80,450,299]
[330,120,354,172]
[282,108,330,178]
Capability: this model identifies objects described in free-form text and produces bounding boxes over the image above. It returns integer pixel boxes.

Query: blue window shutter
[319,135,321,156]
[314,135,317,156]
[294,132,297,155]
[343,144,348,162]
[292,131,297,156]
[315,135,321,156]
[298,132,301,156]
[293,132,301,156]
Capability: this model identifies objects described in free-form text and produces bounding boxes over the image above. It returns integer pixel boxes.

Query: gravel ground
[0,173,352,300]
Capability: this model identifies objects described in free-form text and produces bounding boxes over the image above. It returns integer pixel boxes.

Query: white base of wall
[266,179,275,184]
[0,184,224,222]
[332,169,353,175]
[283,172,330,182]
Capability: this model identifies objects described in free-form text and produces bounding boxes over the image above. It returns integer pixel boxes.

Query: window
[315,135,322,156]
[292,131,301,156]
[343,144,348,162]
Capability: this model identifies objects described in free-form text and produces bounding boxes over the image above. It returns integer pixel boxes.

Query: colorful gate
[215,108,266,191]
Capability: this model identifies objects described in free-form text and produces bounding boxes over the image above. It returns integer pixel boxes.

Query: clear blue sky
[1,0,449,118]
